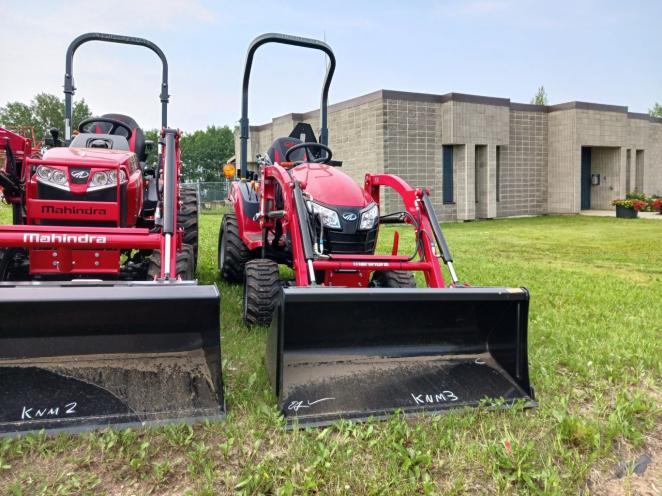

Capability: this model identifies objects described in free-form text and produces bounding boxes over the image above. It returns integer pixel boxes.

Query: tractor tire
[179,186,199,269]
[0,248,30,281]
[243,259,281,327]
[370,270,416,288]
[147,243,195,280]
[218,213,251,283]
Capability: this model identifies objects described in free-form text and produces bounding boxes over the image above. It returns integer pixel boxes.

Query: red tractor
[219,33,534,427]
[0,33,223,436]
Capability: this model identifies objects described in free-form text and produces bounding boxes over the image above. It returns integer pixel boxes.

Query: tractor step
[267,287,534,427]
[0,282,224,436]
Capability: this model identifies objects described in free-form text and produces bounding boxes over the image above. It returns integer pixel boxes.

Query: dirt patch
[586,423,661,495]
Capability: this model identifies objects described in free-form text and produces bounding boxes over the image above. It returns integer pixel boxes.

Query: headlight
[91,171,108,187]
[35,165,69,190]
[359,203,379,230]
[89,169,128,190]
[51,170,67,185]
[37,165,53,179]
[307,201,341,229]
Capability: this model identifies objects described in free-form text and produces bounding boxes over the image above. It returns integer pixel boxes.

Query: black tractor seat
[267,137,306,164]
[102,113,147,162]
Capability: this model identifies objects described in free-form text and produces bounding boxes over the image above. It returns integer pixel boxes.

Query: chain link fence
[183,181,230,213]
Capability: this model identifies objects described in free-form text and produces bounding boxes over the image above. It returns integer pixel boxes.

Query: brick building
[237,90,662,220]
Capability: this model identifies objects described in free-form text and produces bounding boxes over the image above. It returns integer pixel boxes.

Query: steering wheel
[284,142,332,165]
[78,117,133,140]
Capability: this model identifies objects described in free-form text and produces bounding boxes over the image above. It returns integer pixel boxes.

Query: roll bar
[63,32,169,143]
[239,33,336,178]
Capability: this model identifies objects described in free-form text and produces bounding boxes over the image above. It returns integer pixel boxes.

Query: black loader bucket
[267,287,534,427]
[0,282,224,436]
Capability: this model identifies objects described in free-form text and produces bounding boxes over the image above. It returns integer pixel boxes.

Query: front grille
[316,225,378,255]
[35,183,127,227]
[37,183,117,202]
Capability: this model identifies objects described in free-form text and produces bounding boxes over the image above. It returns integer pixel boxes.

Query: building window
[496,146,501,202]
[442,145,454,204]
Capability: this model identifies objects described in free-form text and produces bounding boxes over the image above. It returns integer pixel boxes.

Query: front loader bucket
[0,282,224,436]
[267,287,534,427]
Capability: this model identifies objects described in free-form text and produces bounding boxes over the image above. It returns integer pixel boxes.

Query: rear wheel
[370,270,416,288]
[243,259,280,327]
[179,186,199,269]
[218,213,251,283]
[147,244,195,280]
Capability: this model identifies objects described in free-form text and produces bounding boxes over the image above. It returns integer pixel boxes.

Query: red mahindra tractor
[0,33,223,436]
[219,33,534,427]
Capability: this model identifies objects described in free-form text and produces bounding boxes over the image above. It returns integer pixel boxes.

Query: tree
[179,126,235,182]
[649,103,662,118]
[0,93,92,141]
[530,86,548,105]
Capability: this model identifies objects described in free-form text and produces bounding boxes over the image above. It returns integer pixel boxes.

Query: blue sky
[1,0,659,131]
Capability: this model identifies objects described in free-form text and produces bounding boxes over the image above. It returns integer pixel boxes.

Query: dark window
[496,146,501,202]
[442,145,454,204]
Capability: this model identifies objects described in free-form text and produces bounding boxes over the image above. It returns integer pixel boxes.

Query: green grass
[1,210,660,495]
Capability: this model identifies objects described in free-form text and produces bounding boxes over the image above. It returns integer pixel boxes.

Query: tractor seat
[267,137,306,164]
[101,114,147,162]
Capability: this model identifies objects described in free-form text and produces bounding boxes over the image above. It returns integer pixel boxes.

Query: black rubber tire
[243,259,281,327]
[179,186,199,269]
[147,243,195,280]
[218,213,251,283]
[0,248,30,281]
[370,270,416,288]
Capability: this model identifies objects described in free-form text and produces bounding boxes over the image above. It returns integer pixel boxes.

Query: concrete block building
[237,90,662,220]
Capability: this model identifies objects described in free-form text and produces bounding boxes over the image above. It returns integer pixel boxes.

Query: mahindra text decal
[352,262,389,267]
[23,233,107,244]
[41,205,107,216]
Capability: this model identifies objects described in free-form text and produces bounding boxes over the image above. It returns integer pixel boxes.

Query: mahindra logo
[342,212,357,221]
[41,205,106,216]
[23,233,107,244]
[71,170,89,179]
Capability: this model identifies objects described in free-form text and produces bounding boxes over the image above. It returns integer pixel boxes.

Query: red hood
[290,163,373,207]
[42,147,132,166]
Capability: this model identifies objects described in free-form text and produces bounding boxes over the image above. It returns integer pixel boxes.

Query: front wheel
[369,270,416,288]
[243,259,281,327]
[147,244,195,280]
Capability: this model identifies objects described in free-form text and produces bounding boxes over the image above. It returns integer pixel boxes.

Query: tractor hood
[291,163,373,207]
[42,147,133,166]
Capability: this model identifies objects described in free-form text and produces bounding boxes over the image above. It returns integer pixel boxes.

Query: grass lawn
[0,211,660,495]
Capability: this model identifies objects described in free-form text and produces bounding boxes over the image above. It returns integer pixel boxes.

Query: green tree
[179,126,234,182]
[649,103,662,118]
[530,86,548,105]
[0,93,92,141]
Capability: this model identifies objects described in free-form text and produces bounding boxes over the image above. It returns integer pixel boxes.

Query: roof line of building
[248,89,662,130]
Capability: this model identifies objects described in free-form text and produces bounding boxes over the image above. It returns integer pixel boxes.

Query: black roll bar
[239,33,336,178]
[64,32,169,143]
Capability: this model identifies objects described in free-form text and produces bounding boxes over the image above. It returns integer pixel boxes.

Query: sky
[1,0,660,132]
